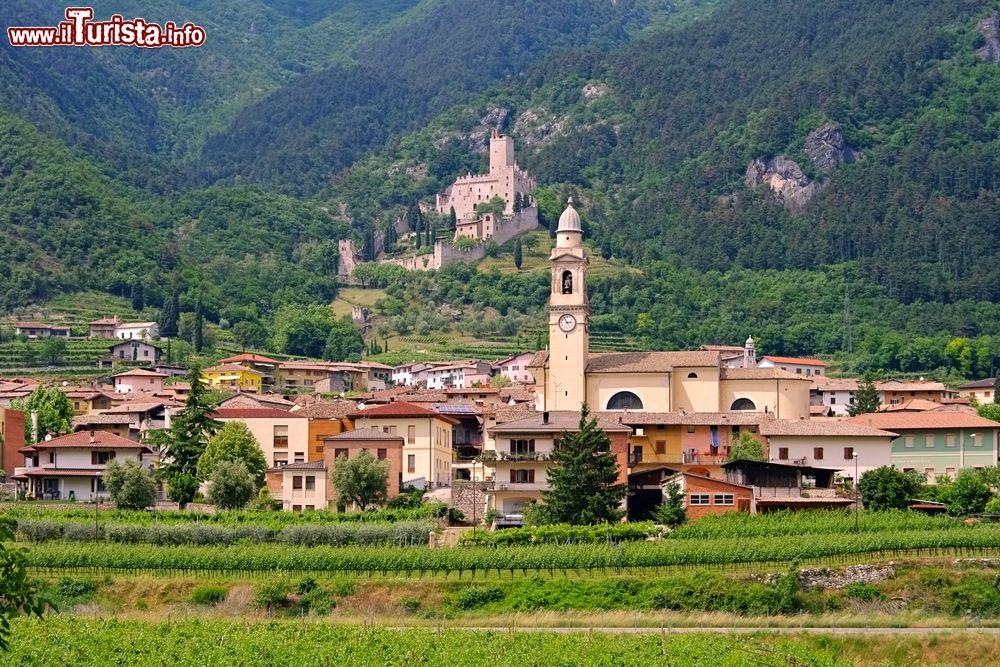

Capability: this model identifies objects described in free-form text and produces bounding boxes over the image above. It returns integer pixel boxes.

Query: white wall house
[494,352,536,384]
[13,430,152,501]
[760,419,896,485]
[115,321,159,340]
[758,355,827,377]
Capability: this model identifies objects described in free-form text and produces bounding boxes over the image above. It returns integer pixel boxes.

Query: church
[527,199,813,419]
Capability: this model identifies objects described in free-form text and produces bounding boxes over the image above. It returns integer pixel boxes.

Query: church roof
[556,198,582,233]
[490,410,631,433]
[720,367,811,381]
[586,351,721,374]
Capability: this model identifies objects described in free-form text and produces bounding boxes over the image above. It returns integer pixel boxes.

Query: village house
[0,408,26,477]
[99,340,162,368]
[214,407,309,468]
[202,363,263,393]
[114,321,159,341]
[347,402,457,489]
[101,401,170,434]
[720,460,853,513]
[493,352,537,384]
[112,368,167,394]
[14,322,70,339]
[424,361,493,390]
[267,461,327,511]
[809,376,859,416]
[484,410,630,520]
[61,388,115,416]
[88,317,122,339]
[217,392,294,412]
[662,471,754,519]
[876,379,956,408]
[216,353,280,391]
[322,429,404,504]
[12,430,151,502]
[845,411,1000,482]
[757,355,827,377]
[958,378,996,404]
[289,400,358,462]
[71,414,137,441]
[759,418,897,485]
[276,361,346,393]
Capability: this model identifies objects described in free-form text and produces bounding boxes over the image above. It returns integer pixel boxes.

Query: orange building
[292,400,358,461]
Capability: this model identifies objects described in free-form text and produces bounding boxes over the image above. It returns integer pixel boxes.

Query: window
[778,447,788,460]
[796,368,802,374]
[292,505,301,512]
[293,453,305,463]
[377,448,387,460]
[654,440,666,455]
[305,476,315,491]
[511,439,535,454]
[972,433,983,447]
[92,451,116,465]
[945,433,956,448]
[713,494,734,506]
[830,397,836,405]
[903,434,915,448]
[687,372,698,379]
[292,476,303,490]
[924,467,935,481]
[813,447,824,460]
[388,425,397,435]
[606,391,643,411]
[689,494,710,506]
[511,469,535,483]
[730,398,756,411]
[843,447,854,460]
[407,454,415,473]
[407,425,416,444]
[945,467,956,478]
[334,448,348,460]
[274,456,288,467]
[561,270,573,294]
[305,505,314,511]
[273,425,289,448]
[686,425,696,434]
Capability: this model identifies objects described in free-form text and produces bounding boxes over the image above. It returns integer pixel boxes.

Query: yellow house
[202,363,263,393]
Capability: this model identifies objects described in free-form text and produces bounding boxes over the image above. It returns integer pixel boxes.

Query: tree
[995,376,1000,405]
[39,337,66,366]
[946,470,993,516]
[513,239,523,270]
[848,374,881,416]
[513,192,523,213]
[858,465,923,511]
[536,406,626,524]
[322,317,364,362]
[197,421,267,488]
[272,304,336,358]
[489,374,512,389]
[11,386,73,444]
[0,517,47,651]
[232,320,267,351]
[979,403,1000,423]
[331,450,389,511]
[130,279,145,312]
[193,294,205,353]
[159,284,179,338]
[147,366,221,508]
[206,460,256,510]
[727,432,765,462]
[103,460,157,510]
[654,481,687,528]
[449,206,457,231]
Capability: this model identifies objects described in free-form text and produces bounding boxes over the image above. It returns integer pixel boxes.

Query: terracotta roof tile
[214,408,306,419]
[490,410,631,433]
[32,431,149,450]
[845,411,1000,430]
[587,351,721,373]
[759,419,896,438]
[348,401,458,424]
[292,400,359,419]
[323,428,405,441]
[762,355,827,367]
[721,367,810,381]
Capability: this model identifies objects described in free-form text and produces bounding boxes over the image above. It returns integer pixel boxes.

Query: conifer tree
[449,206,457,231]
[993,376,999,405]
[513,192,522,213]
[513,239,523,270]
[193,294,204,353]
[130,279,144,312]
[536,406,626,524]
[848,373,881,416]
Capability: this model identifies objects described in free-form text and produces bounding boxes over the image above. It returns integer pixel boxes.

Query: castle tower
[489,129,515,174]
[547,198,589,411]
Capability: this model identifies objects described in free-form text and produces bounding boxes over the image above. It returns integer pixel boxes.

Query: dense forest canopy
[1,0,1000,376]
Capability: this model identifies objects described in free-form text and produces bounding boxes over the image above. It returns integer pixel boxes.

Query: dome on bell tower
[556,197,582,233]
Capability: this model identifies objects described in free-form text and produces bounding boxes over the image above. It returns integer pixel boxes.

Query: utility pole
[853,452,859,532]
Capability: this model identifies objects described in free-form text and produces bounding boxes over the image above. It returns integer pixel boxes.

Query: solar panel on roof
[433,404,476,414]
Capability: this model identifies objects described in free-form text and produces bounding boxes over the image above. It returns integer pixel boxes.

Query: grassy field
[6,616,1000,666]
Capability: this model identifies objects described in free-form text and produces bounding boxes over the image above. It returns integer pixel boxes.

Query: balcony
[492,482,548,492]
[683,452,730,465]
[499,451,551,462]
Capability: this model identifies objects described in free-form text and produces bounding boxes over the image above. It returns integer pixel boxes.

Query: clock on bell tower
[547,197,589,411]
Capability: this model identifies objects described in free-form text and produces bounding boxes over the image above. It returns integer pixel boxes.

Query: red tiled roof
[20,468,107,477]
[113,369,168,378]
[31,431,149,450]
[762,355,827,367]
[845,411,1000,430]
[214,408,306,419]
[218,353,281,364]
[15,322,51,328]
[348,401,459,424]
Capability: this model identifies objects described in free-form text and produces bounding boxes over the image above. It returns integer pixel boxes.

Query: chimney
[542,411,549,425]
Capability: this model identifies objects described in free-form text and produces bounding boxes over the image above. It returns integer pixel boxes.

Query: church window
[561,271,573,294]
[607,391,643,411]
[687,372,698,379]
[730,398,756,411]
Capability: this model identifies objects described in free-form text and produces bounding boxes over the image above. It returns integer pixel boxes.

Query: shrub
[190,586,228,605]
[399,596,421,613]
[452,586,505,610]
[298,587,335,615]
[16,520,62,542]
[61,523,101,541]
[55,577,97,603]
[845,582,885,602]
[253,581,289,611]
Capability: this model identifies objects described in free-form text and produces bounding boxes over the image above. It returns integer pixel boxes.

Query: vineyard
[667,510,963,540]
[4,618,852,666]
[20,528,1000,576]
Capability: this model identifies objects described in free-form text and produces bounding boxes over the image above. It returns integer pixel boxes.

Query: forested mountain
[2,0,1000,375]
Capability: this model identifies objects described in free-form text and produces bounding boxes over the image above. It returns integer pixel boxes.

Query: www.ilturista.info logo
[7,7,205,48]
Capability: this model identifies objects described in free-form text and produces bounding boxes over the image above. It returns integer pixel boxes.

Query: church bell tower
[547,198,589,411]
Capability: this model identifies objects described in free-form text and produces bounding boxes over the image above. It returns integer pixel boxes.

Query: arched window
[607,391,643,411]
[730,398,757,411]
[561,270,573,294]
[687,372,698,379]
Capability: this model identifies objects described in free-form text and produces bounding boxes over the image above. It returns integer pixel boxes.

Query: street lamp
[853,451,859,532]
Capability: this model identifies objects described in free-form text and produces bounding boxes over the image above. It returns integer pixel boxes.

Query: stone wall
[450,481,491,523]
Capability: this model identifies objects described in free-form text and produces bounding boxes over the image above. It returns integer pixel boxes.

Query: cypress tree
[537,406,626,524]
[130,279,144,312]
[994,376,999,404]
[449,206,457,231]
[513,192,522,213]
[193,294,204,353]
[513,239,523,270]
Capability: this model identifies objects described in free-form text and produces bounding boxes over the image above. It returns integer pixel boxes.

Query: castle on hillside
[436,129,537,241]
